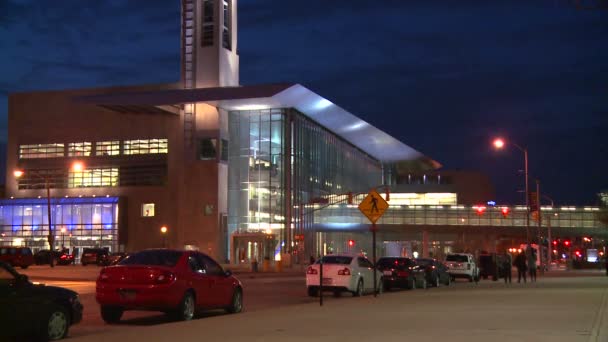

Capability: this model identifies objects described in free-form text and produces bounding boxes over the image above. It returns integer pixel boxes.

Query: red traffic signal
[552,240,558,246]
[501,207,510,218]
[564,240,570,247]
[347,239,355,247]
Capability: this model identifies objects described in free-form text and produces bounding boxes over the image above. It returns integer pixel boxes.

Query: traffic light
[501,207,510,218]
[347,239,355,247]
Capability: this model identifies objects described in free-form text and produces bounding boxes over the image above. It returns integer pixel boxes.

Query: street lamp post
[14,161,84,268]
[160,226,168,247]
[60,227,67,249]
[493,138,530,244]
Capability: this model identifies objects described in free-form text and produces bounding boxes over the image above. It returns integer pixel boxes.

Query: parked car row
[305,252,481,297]
[1,248,242,340]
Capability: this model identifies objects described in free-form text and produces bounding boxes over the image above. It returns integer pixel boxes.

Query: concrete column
[422,229,429,258]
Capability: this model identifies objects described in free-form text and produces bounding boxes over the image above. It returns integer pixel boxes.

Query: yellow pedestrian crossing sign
[358,189,389,223]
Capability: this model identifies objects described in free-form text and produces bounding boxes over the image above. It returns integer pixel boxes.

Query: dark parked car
[376,257,426,290]
[478,252,499,281]
[416,258,451,287]
[0,246,34,269]
[103,252,129,266]
[34,249,74,266]
[96,249,243,323]
[81,248,109,266]
[0,261,83,340]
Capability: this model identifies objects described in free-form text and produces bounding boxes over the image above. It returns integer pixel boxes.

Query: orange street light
[492,137,530,244]
[160,226,168,247]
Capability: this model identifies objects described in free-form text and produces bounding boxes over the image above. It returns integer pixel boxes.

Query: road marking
[589,287,608,342]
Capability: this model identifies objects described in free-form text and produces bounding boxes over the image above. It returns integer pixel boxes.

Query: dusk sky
[0,0,606,205]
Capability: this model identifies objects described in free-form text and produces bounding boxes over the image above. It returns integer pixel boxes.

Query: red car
[96,249,243,323]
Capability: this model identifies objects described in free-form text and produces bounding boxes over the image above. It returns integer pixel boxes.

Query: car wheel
[469,275,474,282]
[20,265,29,269]
[226,287,243,314]
[353,279,364,297]
[307,286,318,297]
[333,290,341,297]
[174,291,196,321]
[45,305,70,340]
[100,306,124,324]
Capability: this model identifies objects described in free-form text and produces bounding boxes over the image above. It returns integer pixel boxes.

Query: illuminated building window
[202,0,214,46]
[69,168,119,188]
[19,143,65,159]
[142,203,155,217]
[123,139,168,155]
[68,142,92,157]
[96,141,120,156]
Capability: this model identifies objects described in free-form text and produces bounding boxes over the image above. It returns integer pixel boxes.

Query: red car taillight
[306,266,318,275]
[154,271,175,284]
[60,254,67,259]
[338,268,351,276]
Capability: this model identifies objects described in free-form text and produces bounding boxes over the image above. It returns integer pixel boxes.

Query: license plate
[322,278,333,285]
[383,271,393,276]
[118,290,136,300]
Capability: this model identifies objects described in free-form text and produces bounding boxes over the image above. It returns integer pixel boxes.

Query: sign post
[358,189,389,297]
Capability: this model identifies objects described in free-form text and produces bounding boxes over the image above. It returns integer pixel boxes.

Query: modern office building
[3,0,438,263]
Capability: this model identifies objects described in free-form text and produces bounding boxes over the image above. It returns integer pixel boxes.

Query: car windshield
[119,250,183,267]
[446,255,469,262]
[318,256,352,265]
[377,258,414,268]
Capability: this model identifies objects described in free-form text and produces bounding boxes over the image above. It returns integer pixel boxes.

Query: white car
[445,253,479,282]
[306,254,384,297]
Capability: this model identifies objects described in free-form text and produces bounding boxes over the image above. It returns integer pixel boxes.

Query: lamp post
[14,161,84,268]
[160,226,168,247]
[60,227,67,249]
[493,138,530,244]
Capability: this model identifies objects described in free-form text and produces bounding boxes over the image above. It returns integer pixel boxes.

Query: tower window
[222,0,232,50]
[202,0,214,46]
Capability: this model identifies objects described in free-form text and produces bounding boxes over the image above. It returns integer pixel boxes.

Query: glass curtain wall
[0,197,119,253]
[228,107,382,262]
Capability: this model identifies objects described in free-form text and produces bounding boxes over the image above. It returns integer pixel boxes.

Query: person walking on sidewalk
[527,248,537,282]
[501,251,512,284]
[514,250,527,283]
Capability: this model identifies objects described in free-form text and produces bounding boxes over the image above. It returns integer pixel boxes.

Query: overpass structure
[300,200,608,260]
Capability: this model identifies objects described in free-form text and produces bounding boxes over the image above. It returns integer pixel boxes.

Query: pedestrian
[501,251,512,284]
[527,248,537,282]
[513,250,527,283]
